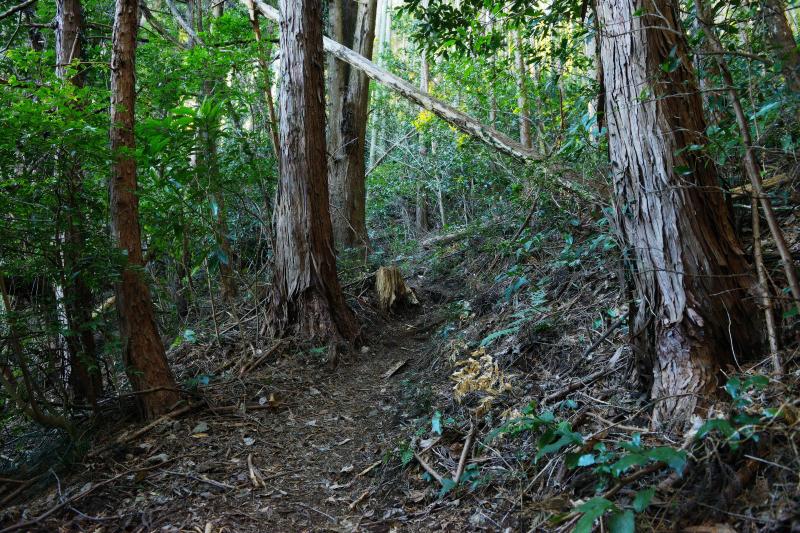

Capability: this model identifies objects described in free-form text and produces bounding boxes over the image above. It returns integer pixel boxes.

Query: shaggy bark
[598,0,761,428]
[328,0,377,248]
[270,0,358,343]
[110,0,180,419]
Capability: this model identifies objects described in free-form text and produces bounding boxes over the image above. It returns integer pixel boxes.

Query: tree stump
[375,266,419,312]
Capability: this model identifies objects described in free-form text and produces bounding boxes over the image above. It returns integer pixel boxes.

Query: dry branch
[88,402,197,458]
[581,312,628,359]
[0,459,176,533]
[730,173,790,198]
[453,425,477,484]
[413,452,446,486]
[243,0,595,199]
[0,0,36,21]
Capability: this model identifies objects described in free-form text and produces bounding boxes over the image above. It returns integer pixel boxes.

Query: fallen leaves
[450,348,512,415]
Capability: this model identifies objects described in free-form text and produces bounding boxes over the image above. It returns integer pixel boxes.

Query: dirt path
[234,306,445,531]
[1,286,456,532]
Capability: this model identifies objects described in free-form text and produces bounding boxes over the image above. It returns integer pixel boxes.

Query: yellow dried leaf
[451,353,511,403]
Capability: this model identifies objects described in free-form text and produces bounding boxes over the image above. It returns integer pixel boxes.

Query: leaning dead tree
[244,0,592,198]
[245,0,541,163]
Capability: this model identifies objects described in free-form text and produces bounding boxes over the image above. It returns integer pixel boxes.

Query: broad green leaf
[574,498,615,533]
[645,447,687,473]
[432,411,442,435]
[608,509,635,533]
[610,453,647,477]
[633,487,655,513]
[438,477,456,498]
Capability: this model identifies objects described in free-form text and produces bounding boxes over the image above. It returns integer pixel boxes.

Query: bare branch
[0,0,36,21]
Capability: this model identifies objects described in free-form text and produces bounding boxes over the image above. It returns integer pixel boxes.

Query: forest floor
[1,218,799,532]
[0,269,477,532]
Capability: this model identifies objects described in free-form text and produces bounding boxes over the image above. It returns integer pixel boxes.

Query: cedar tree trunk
[597,0,762,428]
[270,0,359,343]
[110,0,180,418]
[56,0,102,404]
[763,0,800,92]
[328,0,377,249]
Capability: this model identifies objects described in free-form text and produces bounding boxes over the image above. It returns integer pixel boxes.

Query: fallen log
[420,228,471,249]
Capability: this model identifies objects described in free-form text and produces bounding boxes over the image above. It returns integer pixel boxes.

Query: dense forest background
[1,0,799,530]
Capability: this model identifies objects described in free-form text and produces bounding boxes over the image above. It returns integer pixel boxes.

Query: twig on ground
[239,340,283,375]
[348,489,371,510]
[0,460,175,533]
[357,460,381,477]
[88,402,198,458]
[163,470,235,490]
[453,424,477,484]
[581,311,628,359]
[414,452,446,486]
[542,368,607,404]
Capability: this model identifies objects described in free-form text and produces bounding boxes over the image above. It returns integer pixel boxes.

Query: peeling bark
[270,0,358,344]
[598,0,762,429]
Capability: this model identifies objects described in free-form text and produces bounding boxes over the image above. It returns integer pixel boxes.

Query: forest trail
[2,277,462,532]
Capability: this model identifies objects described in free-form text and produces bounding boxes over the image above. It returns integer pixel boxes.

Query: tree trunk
[588,2,605,134]
[328,0,377,249]
[763,0,800,92]
[415,181,429,235]
[436,176,446,228]
[56,0,102,405]
[513,30,532,149]
[696,0,800,309]
[62,182,102,405]
[415,33,431,236]
[270,0,358,344]
[597,0,762,429]
[23,1,45,51]
[247,6,280,161]
[110,0,180,419]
